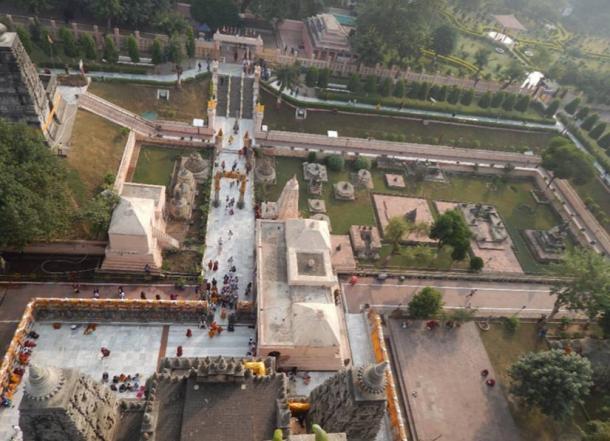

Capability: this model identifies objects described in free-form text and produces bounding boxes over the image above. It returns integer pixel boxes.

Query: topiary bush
[326,154,345,171]
[354,156,372,170]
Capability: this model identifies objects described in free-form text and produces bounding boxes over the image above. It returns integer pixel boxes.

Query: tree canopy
[509,349,592,420]
[408,287,444,318]
[429,209,471,260]
[191,0,240,30]
[431,24,457,56]
[547,247,610,321]
[542,139,594,185]
[351,0,444,66]
[0,119,72,248]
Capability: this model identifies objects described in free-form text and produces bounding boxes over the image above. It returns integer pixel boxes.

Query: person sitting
[118,384,127,393]
[119,373,126,382]
[110,384,117,391]
[102,372,109,382]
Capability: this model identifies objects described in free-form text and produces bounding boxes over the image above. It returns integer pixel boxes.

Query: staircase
[217,75,229,117]
[154,228,180,250]
[242,78,255,119]
[228,76,242,118]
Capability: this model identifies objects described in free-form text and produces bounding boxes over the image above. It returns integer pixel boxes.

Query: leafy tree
[16,26,33,55]
[59,27,78,57]
[469,256,484,271]
[564,97,581,115]
[447,86,461,105]
[392,79,404,98]
[191,0,240,30]
[576,106,590,120]
[598,132,610,150]
[38,29,53,56]
[503,60,525,85]
[305,67,319,88]
[317,68,330,89]
[103,36,119,64]
[185,27,196,59]
[460,89,474,106]
[547,247,610,321]
[407,81,420,99]
[582,420,610,441]
[545,99,560,117]
[502,93,517,111]
[514,94,530,112]
[78,34,97,60]
[22,0,50,15]
[478,91,491,108]
[0,119,72,248]
[590,122,607,140]
[542,140,594,186]
[491,91,505,108]
[325,154,344,172]
[509,349,592,420]
[275,63,300,96]
[408,287,443,319]
[77,190,120,238]
[354,156,372,170]
[166,34,184,65]
[348,74,362,94]
[154,11,189,35]
[599,310,610,339]
[364,75,377,95]
[151,38,163,65]
[432,24,457,56]
[437,85,448,101]
[418,82,431,101]
[92,0,122,29]
[385,217,410,254]
[429,209,471,261]
[127,34,140,62]
[429,84,440,100]
[474,48,491,72]
[352,0,443,65]
[581,113,599,131]
[379,77,393,97]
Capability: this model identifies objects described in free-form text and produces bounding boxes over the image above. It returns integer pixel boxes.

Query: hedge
[557,112,610,173]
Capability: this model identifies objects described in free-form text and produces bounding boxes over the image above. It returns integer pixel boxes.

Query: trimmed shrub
[379,77,393,97]
[103,36,119,64]
[514,95,530,112]
[79,34,97,60]
[469,256,484,271]
[429,84,440,100]
[545,99,560,117]
[478,91,491,108]
[575,106,590,120]
[326,155,344,171]
[364,75,377,94]
[447,86,461,104]
[502,93,517,111]
[354,156,372,170]
[127,34,140,62]
[393,79,405,98]
[307,151,317,163]
[418,82,431,101]
[590,122,607,140]
[460,89,474,106]
[581,113,599,131]
[564,97,580,115]
[59,27,78,57]
[408,287,444,319]
[305,67,319,88]
[348,74,362,93]
[598,132,610,149]
[407,81,421,99]
[491,91,505,108]
[317,68,330,88]
[438,85,448,101]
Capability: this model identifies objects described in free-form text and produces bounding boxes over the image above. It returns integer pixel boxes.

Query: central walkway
[201,116,256,323]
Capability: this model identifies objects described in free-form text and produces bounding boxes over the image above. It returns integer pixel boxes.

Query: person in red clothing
[100,347,111,358]
[176,346,183,357]
[186,329,192,338]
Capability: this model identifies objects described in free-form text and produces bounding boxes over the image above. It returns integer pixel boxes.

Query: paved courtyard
[387,320,520,441]
[373,195,435,243]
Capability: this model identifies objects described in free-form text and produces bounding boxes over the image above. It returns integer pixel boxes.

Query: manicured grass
[259,157,564,273]
[67,110,127,202]
[89,77,209,123]
[261,91,554,153]
[572,177,610,233]
[455,34,515,78]
[132,146,203,188]
[479,322,582,441]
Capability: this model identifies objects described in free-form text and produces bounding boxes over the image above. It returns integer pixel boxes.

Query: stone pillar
[92,25,102,47]
[134,30,142,51]
[207,99,217,132]
[71,22,79,39]
[237,176,246,209]
[49,20,57,38]
[254,103,265,132]
[214,128,224,154]
[113,27,120,47]
[5,15,14,27]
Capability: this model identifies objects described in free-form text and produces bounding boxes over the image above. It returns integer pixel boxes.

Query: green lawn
[261,91,554,153]
[260,156,565,273]
[572,177,610,234]
[455,33,515,78]
[132,146,204,188]
[479,322,585,441]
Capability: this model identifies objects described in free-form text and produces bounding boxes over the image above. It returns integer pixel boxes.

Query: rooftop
[493,14,527,31]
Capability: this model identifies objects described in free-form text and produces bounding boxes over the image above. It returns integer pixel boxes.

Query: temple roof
[108,196,154,237]
[292,303,341,347]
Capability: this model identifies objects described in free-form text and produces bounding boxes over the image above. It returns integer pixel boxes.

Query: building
[0,24,66,146]
[256,217,349,371]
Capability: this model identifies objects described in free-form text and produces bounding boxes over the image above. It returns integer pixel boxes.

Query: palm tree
[274,63,301,106]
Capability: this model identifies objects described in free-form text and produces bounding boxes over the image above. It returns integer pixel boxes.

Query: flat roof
[493,14,527,31]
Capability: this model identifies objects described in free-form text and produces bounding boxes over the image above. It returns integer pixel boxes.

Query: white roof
[108,197,154,237]
[285,218,331,252]
[292,303,341,347]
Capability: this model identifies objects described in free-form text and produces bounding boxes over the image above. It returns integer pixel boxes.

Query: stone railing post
[134,30,141,51]
[113,27,120,48]
[71,22,79,39]
[92,25,102,47]
[49,19,58,37]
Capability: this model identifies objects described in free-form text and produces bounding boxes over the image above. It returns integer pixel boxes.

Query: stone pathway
[201,116,256,324]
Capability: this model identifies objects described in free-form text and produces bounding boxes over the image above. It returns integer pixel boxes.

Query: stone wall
[113,130,136,194]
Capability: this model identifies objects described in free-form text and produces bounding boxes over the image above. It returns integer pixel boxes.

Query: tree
[191,0,240,30]
[78,34,97,60]
[408,287,444,319]
[545,99,560,117]
[514,94,530,112]
[364,76,377,95]
[127,34,140,62]
[447,86,461,105]
[418,82,430,101]
[354,156,371,170]
[542,140,594,186]
[16,26,33,55]
[474,48,490,72]
[22,0,50,15]
[491,91,505,108]
[575,106,590,120]
[509,349,592,420]
[582,420,610,441]
[478,91,491,108]
[384,217,409,254]
[469,256,484,271]
[59,27,78,58]
[502,93,517,111]
[429,84,440,100]
[317,68,330,89]
[77,190,120,238]
[92,0,122,29]
[590,122,607,140]
[326,155,344,171]
[185,27,196,59]
[275,63,300,99]
[460,89,474,106]
[348,74,362,94]
[564,97,581,115]
[503,60,525,85]
[379,78,393,97]
[547,247,610,321]
[432,24,457,56]
[0,120,72,248]
[598,132,610,150]
[393,79,405,98]
[151,39,163,65]
[429,209,471,261]
[166,34,184,65]
[103,36,119,64]
[581,113,599,131]
[437,85,448,101]
[305,67,319,88]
